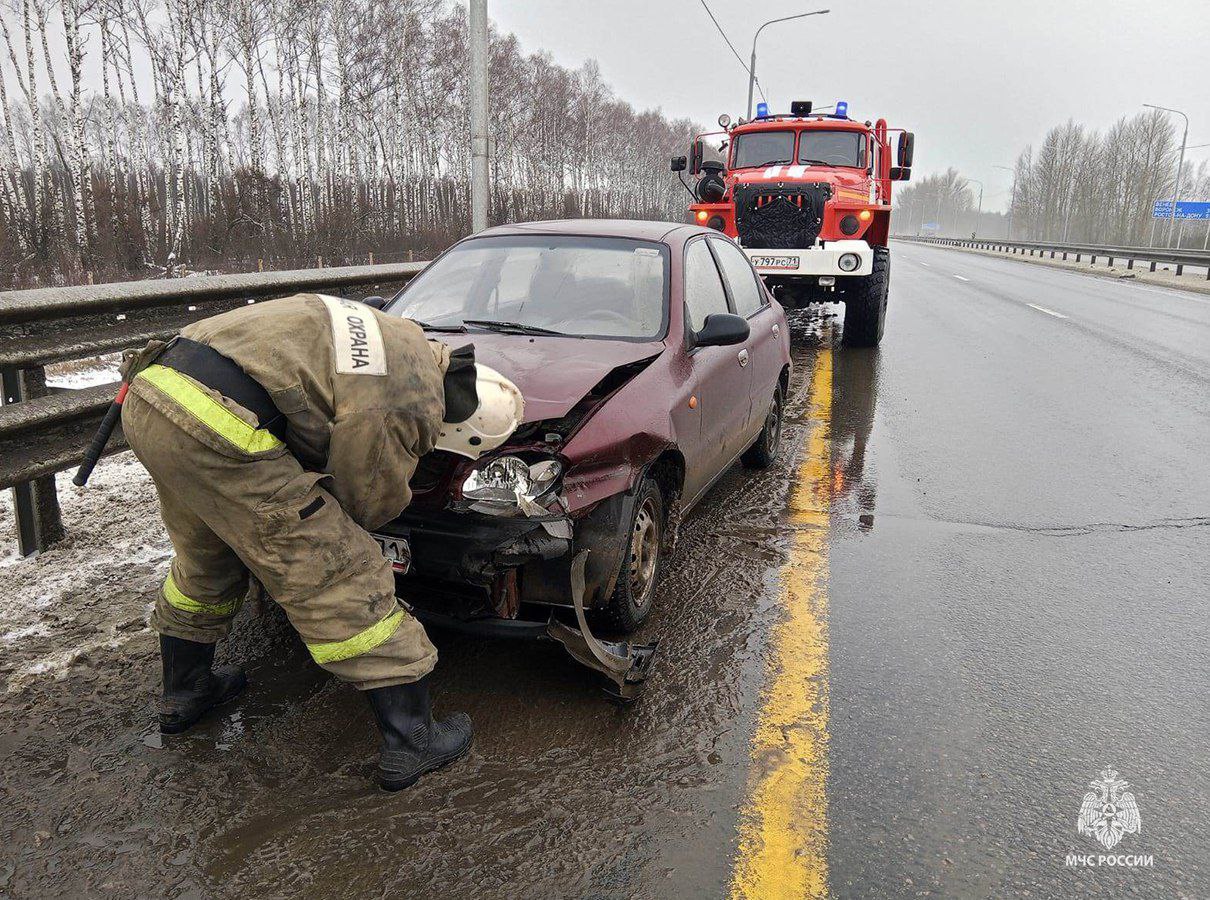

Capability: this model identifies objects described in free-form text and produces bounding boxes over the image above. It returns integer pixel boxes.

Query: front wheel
[841,246,890,347]
[597,478,665,634]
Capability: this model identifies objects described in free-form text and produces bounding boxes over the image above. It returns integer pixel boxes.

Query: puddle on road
[0,309,885,899]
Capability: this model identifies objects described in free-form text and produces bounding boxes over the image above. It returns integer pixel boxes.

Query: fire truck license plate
[373,535,411,574]
[752,255,800,270]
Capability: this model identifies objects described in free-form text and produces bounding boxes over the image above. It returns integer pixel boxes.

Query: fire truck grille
[734,183,833,249]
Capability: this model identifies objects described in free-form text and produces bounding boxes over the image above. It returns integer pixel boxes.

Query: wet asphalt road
[2,242,1208,898]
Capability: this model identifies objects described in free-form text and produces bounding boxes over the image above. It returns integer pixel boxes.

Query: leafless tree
[0,0,699,288]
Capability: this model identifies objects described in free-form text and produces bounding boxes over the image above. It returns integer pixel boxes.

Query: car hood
[435,333,664,422]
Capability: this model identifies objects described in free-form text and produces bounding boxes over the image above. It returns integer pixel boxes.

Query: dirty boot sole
[378,734,473,792]
[159,671,248,735]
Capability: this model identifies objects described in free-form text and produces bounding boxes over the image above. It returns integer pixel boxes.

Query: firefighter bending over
[120,293,522,790]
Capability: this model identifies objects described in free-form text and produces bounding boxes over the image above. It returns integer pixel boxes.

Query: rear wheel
[741,385,784,469]
[841,246,890,347]
[597,477,664,634]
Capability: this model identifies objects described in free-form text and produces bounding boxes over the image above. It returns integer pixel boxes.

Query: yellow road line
[730,347,834,900]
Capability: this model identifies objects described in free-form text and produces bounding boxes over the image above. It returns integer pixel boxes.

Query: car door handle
[737,349,749,367]
[772,324,780,337]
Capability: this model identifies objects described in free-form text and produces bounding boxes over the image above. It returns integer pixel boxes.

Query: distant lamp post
[993,165,1014,238]
[1143,103,1189,248]
[746,9,830,121]
[967,178,984,236]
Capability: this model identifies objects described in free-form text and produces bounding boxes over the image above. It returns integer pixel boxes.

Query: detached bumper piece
[545,552,658,703]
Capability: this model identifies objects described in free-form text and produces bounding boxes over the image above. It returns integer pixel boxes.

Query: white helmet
[435,364,524,459]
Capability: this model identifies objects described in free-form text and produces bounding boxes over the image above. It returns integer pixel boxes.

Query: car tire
[741,384,784,469]
[597,477,665,634]
[841,245,890,347]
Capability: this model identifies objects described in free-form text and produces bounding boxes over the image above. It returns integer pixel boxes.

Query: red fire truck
[672,100,913,346]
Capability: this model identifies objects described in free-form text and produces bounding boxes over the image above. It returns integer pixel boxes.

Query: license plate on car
[373,535,411,574]
[751,255,800,270]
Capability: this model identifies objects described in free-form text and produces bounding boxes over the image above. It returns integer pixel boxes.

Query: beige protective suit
[121,293,451,689]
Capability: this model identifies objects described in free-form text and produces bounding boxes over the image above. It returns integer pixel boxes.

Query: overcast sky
[493,0,1210,210]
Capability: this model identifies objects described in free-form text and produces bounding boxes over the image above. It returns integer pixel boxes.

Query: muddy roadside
[0,320,829,898]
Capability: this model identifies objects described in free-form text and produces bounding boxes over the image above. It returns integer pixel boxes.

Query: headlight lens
[840,214,860,235]
[838,253,861,272]
[462,456,562,507]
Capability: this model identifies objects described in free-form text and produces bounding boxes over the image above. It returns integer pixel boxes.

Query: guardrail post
[1090,255,1096,265]
[2,366,65,556]
[1128,259,1134,270]
[1149,261,1157,272]
[1176,264,1184,276]
[1076,253,1081,262]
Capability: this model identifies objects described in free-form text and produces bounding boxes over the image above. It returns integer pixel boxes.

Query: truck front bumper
[744,240,873,278]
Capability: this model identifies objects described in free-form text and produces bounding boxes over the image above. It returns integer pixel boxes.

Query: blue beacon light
[835,100,848,117]
[755,102,769,118]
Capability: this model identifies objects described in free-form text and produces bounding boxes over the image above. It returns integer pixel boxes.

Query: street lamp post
[993,164,1014,239]
[1144,103,1189,248]
[967,178,984,237]
[746,9,830,121]
[469,0,490,232]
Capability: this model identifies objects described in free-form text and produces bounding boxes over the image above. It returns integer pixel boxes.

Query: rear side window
[683,240,730,332]
[710,239,765,317]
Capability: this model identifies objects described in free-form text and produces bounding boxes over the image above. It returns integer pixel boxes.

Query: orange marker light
[858,209,872,221]
[696,210,709,223]
[689,395,698,409]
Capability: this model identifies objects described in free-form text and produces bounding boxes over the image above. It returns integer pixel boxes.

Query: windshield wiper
[410,319,467,332]
[462,319,570,336]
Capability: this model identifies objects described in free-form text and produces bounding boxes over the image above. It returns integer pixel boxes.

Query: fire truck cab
[673,100,913,346]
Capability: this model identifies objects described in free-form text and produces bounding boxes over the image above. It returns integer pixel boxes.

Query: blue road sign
[1152,199,1210,220]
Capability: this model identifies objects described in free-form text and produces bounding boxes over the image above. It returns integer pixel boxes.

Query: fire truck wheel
[841,246,890,347]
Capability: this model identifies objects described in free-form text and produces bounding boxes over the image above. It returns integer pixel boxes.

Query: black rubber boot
[366,675,473,791]
[158,635,247,734]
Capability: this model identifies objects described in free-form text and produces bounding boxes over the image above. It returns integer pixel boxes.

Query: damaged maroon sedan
[374,219,790,698]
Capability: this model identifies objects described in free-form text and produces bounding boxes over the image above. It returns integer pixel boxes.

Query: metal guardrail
[897,236,1210,279]
[1,262,426,556]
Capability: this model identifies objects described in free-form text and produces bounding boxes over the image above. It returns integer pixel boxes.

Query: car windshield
[798,130,867,167]
[731,130,795,169]
[387,235,669,340]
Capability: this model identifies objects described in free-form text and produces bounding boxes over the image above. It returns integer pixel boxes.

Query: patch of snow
[45,352,123,389]
[0,452,171,684]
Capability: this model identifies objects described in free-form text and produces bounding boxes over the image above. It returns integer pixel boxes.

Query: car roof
[474,218,699,245]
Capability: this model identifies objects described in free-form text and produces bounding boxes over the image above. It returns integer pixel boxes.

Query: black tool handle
[73,382,128,487]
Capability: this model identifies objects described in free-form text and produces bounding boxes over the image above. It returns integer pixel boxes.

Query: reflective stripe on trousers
[163,571,240,617]
[305,609,407,664]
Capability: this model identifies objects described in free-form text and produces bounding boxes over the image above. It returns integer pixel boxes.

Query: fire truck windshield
[798,130,867,168]
[731,131,794,169]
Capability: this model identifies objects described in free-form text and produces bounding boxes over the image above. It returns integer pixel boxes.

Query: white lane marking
[1027,303,1068,319]
[953,274,969,281]
[920,262,931,267]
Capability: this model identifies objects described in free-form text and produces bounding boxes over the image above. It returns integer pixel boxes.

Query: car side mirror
[671,155,687,173]
[695,313,750,347]
[361,295,387,310]
[890,166,911,181]
[689,139,704,176]
[897,132,915,168]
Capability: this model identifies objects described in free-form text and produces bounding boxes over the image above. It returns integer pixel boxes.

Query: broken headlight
[462,456,562,514]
